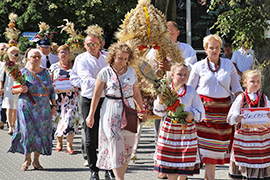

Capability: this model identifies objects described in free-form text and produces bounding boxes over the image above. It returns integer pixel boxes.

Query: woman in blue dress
[8,48,56,171]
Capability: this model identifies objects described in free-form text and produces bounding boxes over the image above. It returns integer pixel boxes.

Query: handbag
[111,66,139,133]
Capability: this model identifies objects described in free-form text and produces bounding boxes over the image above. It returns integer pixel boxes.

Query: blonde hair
[7,46,19,54]
[203,34,222,49]
[242,69,261,82]
[57,44,70,53]
[107,42,134,66]
[171,62,188,74]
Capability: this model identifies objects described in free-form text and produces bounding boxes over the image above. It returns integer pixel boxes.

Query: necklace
[207,58,220,73]
[60,61,71,70]
[172,82,187,97]
[245,89,260,106]
[112,65,125,74]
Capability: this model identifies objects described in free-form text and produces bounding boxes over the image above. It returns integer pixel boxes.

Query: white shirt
[187,58,242,98]
[70,53,84,88]
[231,47,254,73]
[153,85,205,122]
[77,51,107,99]
[0,62,5,81]
[40,52,59,69]
[227,92,270,125]
[177,42,197,68]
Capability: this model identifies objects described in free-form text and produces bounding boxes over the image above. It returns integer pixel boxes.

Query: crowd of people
[0,17,269,180]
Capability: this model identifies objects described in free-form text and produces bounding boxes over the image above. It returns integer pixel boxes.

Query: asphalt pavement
[0,124,230,180]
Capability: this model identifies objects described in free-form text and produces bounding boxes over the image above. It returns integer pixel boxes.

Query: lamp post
[186,0,192,45]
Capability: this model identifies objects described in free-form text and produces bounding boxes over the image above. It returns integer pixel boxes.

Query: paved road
[0,125,230,180]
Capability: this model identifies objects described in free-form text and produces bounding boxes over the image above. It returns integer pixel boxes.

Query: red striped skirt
[196,95,233,164]
[233,128,270,168]
[154,117,200,175]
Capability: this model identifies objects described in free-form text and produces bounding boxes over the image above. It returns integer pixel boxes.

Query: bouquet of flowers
[2,55,36,105]
[139,61,189,133]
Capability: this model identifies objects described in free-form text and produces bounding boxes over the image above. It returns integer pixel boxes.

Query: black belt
[105,95,133,99]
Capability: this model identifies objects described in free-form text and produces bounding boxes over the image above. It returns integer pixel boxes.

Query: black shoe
[90,171,99,180]
[105,170,116,180]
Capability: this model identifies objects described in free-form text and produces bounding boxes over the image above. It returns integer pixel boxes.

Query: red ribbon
[138,45,148,51]
[153,44,160,50]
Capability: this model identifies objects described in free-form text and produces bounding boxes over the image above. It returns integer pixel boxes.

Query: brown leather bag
[111,66,138,133]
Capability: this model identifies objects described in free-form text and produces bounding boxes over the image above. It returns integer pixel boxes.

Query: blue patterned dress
[8,68,55,155]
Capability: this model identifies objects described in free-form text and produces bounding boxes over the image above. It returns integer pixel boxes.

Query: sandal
[21,160,31,171]
[32,163,44,170]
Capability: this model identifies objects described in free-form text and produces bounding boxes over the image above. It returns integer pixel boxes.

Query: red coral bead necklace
[245,89,260,106]
[172,82,187,97]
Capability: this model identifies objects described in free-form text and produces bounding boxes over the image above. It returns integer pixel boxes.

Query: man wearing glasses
[71,30,115,180]
[37,37,59,69]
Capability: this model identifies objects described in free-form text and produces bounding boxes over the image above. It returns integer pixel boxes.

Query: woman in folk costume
[153,63,205,180]
[187,34,243,180]
[227,69,270,179]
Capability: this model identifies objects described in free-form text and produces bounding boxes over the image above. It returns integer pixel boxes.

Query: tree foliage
[209,0,270,48]
[0,0,137,51]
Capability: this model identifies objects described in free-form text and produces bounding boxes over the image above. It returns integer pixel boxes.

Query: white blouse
[187,58,242,98]
[227,92,270,125]
[153,85,205,122]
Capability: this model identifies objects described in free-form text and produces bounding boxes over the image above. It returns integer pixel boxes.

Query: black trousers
[81,96,104,173]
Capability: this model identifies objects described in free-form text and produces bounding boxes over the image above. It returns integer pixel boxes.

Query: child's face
[171,66,188,86]
[244,73,261,93]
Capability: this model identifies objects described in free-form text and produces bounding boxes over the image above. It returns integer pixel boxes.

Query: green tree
[0,0,137,50]
[208,0,270,96]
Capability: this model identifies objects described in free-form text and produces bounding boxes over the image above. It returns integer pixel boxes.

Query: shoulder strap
[259,92,266,107]
[110,66,125,106]
[217,80,231,94]
[26,68,49,95]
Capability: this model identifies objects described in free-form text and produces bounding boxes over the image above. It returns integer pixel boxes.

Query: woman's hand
[86,115,95,128]
[236,115,244,123]
[51,106,56,116]
[138,112,147,122]
[13,85,28,94]
[186,112,194,123]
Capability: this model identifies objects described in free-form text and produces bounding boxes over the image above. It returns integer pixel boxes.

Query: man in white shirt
[73,33,114,180]
[231,41,254,81]
[168,21,197,68]
[37,37,59,69]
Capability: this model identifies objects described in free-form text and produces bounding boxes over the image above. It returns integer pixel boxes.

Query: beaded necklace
[172,82,187,97]
[244,89,260,107]
[207,58,220,73]
[112,65,125,74]
[60,61,71,70]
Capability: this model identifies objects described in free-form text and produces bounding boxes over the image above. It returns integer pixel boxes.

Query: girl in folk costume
[153,63,205,180]
[227,69,270,179]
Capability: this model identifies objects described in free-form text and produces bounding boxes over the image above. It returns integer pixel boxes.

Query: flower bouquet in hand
[139,60,189,133]
[2,55,36,105]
